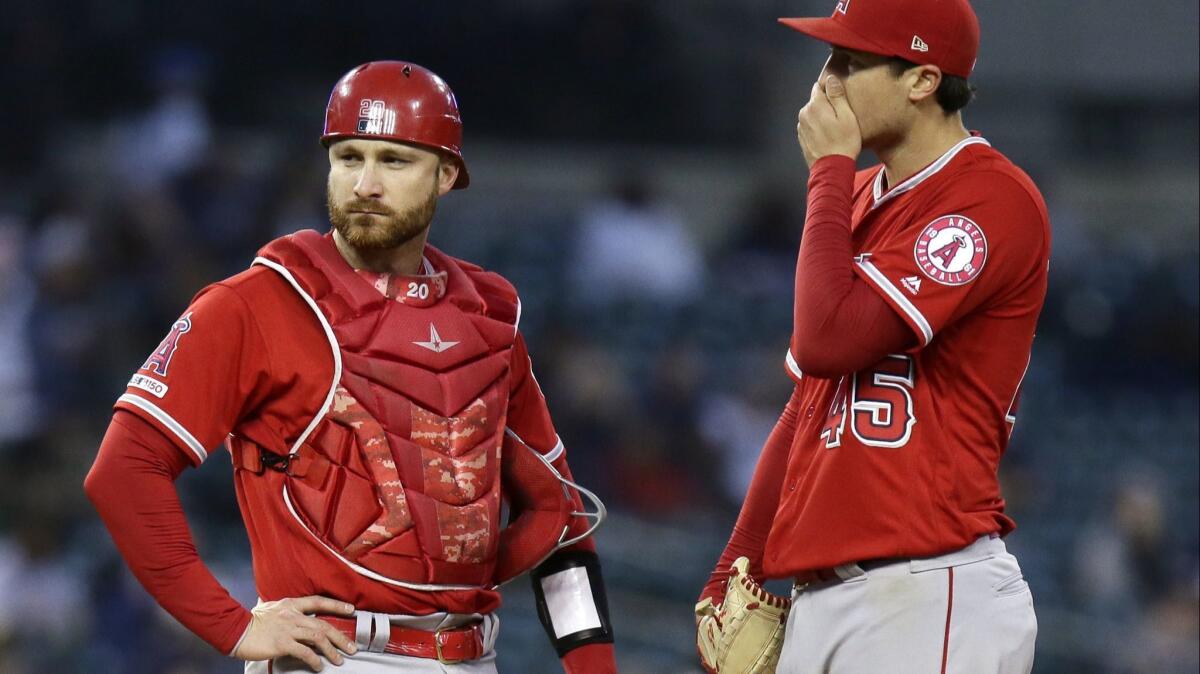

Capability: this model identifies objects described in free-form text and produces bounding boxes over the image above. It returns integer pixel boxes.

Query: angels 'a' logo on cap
[835,0,850,14]
[914,215,987,285]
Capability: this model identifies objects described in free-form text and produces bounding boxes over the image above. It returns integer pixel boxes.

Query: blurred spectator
[717,185,802,298]
[0,217,39,445]
[1073,468,1172,620]
[29,204,107,416]
[569,175,704,307]
[0,507,90,671]
[109,46,213,193]
[698,348,793,505]
[1122,579,1200,674]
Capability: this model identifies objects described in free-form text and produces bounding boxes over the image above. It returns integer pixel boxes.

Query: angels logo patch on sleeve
[142,312,192,377]
[914,215,987,285]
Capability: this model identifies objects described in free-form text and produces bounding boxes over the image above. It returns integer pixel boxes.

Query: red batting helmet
[322,61,469,189]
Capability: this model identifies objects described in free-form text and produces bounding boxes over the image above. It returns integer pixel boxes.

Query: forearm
[537,456,614,673]
[701,388,801,601]
[791,157,912,377]
[84,412,252,654]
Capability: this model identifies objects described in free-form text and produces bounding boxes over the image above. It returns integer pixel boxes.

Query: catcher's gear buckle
[434,628,463,665]
[258,450,293,475]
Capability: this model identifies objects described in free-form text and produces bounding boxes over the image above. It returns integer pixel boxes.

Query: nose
[353,161,383,199]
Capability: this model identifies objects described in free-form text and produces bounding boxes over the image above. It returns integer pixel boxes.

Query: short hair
[888,58,975,114]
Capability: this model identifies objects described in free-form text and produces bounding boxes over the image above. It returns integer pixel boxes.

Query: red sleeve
[83,410,252,655]
[699,387,802,604]
[508,333,616,674]
[789,156,915,379]
[114,282,273,466]
[562,643,617,674]
[851,170,1050,346]
[507,331,596,553]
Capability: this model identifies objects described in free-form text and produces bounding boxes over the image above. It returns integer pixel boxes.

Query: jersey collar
[354,256,448,307]
[871,135,991,210]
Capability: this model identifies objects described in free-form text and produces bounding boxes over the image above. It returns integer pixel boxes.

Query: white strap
[355,612,372,649]
[834,563,866,581]
[369,613,390,653]
[481,613,500,654]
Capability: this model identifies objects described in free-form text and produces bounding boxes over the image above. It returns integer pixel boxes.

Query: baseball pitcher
[698,1,1048,672]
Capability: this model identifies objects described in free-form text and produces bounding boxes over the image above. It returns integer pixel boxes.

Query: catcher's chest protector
[238,230,519,588]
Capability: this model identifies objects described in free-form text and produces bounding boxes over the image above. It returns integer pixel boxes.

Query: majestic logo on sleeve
[914,215,987,285]
[142,313,192,377]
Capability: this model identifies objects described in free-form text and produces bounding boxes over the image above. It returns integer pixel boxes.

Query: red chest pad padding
[255,230,520,587]
[494,432,574,585]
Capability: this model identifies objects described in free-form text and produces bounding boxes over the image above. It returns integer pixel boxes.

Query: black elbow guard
[530,549,614,656]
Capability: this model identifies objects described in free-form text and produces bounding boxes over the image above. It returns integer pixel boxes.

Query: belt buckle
[434,628,463,665]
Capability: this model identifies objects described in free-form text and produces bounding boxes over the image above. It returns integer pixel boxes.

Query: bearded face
[327,177,439,250]
[325,139,452,252]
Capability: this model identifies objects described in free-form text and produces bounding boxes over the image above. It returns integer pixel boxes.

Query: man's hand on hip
[234,595,358,672]
[797,74,862,167]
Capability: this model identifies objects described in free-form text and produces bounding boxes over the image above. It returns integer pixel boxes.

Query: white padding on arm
[540,566,602,638]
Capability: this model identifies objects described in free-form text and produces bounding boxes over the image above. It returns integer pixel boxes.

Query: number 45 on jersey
[820,354,916,449]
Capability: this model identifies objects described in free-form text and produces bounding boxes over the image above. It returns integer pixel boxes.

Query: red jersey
[764,136,1051,576]
[114,238,574,615]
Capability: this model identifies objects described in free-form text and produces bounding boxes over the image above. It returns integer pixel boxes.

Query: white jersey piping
[1006,348,1034,426]
[871,136,991,209]
[252,257,342,456]
[855,257,934,345]
[785,349,804,381]
[118,393,207,463]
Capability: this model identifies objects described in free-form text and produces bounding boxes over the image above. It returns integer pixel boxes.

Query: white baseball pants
[778,535,1037,674]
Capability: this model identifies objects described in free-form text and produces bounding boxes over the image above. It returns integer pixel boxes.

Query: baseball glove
[695,557,791,674]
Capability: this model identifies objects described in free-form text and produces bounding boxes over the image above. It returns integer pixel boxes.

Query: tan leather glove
[695,557,791,674]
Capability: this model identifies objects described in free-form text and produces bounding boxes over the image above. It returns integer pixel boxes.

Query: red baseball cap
[779,0,980,79]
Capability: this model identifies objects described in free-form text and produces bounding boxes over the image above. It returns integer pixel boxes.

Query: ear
[907,65,943,104]
[437,157,461,195]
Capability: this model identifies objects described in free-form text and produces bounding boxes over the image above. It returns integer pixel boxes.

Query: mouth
[349,210,387,216]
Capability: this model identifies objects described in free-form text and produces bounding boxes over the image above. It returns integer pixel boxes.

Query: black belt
[793,558,903,586]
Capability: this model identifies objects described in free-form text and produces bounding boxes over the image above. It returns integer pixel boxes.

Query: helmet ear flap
[493,435,572,586]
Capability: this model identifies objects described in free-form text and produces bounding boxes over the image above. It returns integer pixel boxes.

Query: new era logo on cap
[835,0,850,14]
[911,35,930,52]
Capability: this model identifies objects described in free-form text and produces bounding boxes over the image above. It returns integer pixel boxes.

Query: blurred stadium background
[0,1,1196,672]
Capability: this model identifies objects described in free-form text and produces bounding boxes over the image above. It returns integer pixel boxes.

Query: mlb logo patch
[357,98,397,135]
[835,0,850,14]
